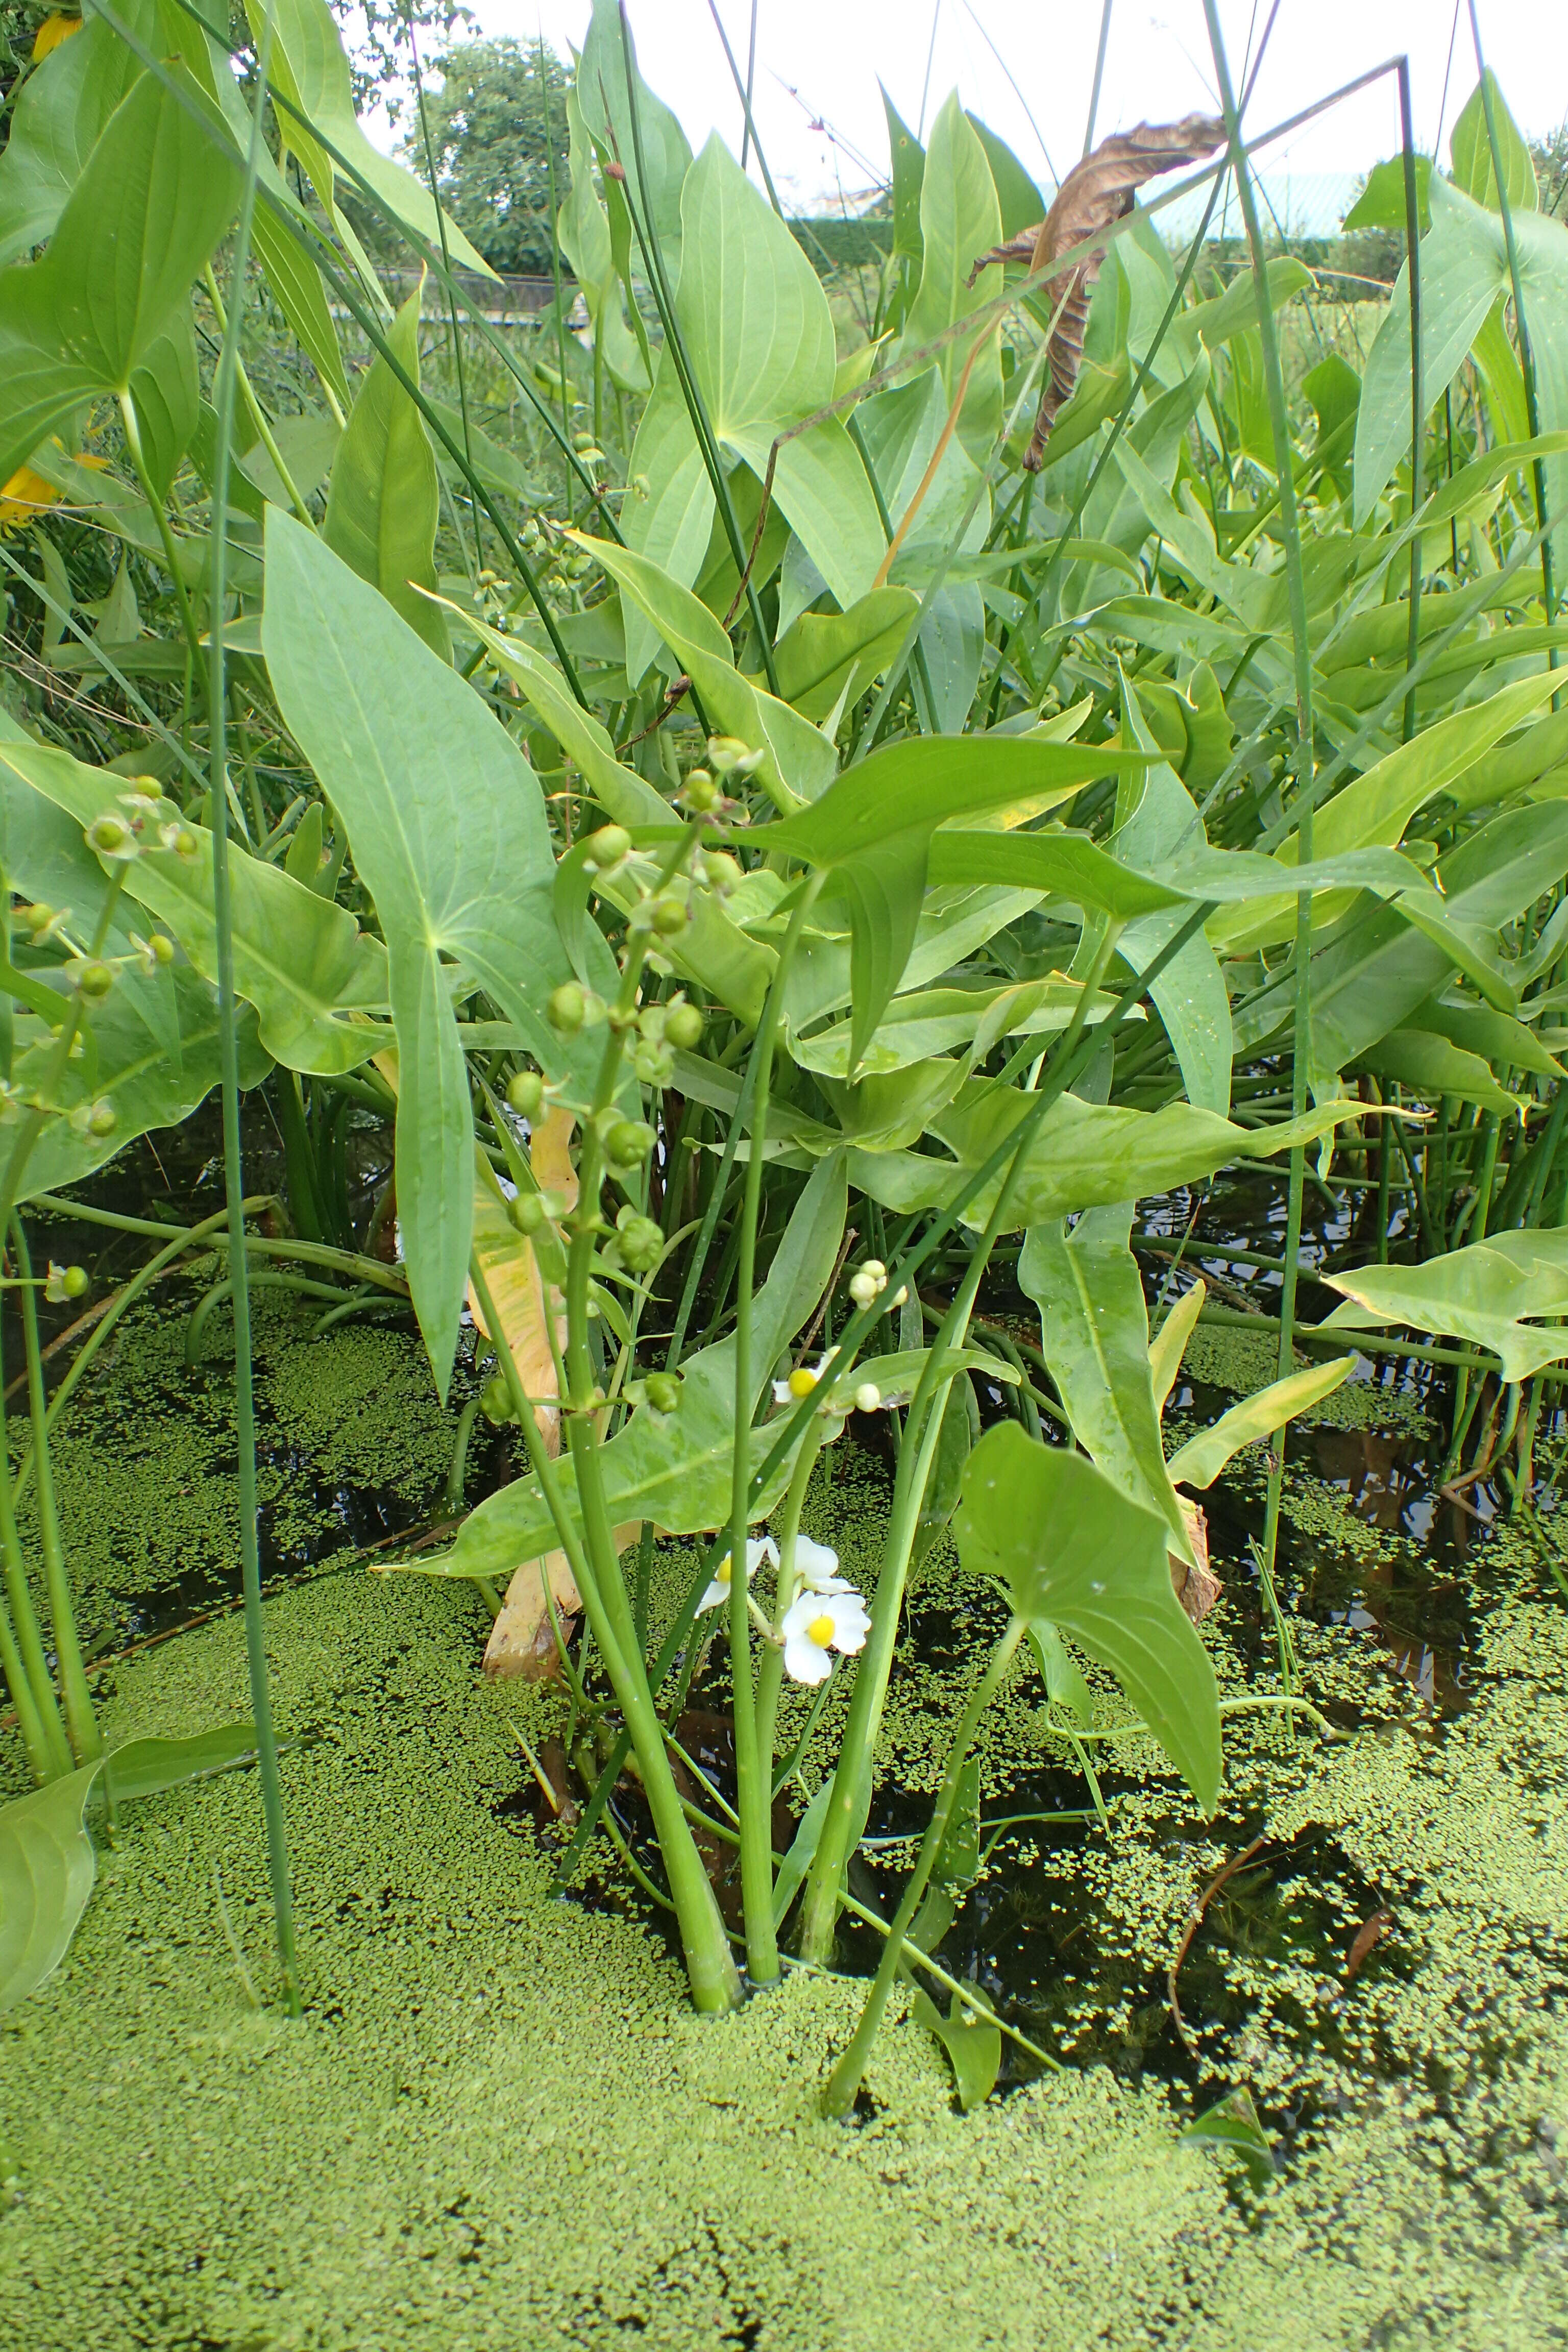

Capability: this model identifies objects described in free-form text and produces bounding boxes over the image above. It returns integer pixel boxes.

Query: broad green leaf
[767,740,1146,868]
[883,87,925,275]
[244,0,495,279]
[1322,1239,1568,1385]
[966,115,1043,242]
[912,1983,1001,2112]
[102,1725,260,1805]
[1357,1026,1518,1117]
[770,587,921,722]
[1150,1282,1207,1415]
[572,532,837,808]
[0,729,387,1073]
[262,512,582,1393]
[556,82,648,395]
[236,410,340,509]
[1446,703,1568,815]
[0,7,146,266]
[1019,1204,1188,1553]
[577,0,691,282]
[426,1156,849,1580]
[1028,1618,1094,1728]
[1449,73,1538,212]
[1236,805,1568,1075]
[324,285,448,659]
[788,977,1121,1080]
[846,1091,1353,1234]
[1183,258,1313,351]
[10,967,269,1202]
[1165,1358,1355,1489]
[0,68,239,484]
[1342,156,1431,236]
[1415,994,1563,1079]
[926,827,1184,916]
[0,1764,100,2012]
[953,1425,1221,1811]
[897,92,1002,461]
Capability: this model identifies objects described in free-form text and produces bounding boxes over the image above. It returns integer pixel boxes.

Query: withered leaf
[1170,1496,1222,1626]
[1344,1907,1393,1984]
[969,116,1226,469]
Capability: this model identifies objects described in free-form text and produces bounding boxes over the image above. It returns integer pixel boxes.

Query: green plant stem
[206,0,300,2017]
[821,1616,1025,2118]
[0,1580,57,1784]
[1468,4,1558,633]
[797,926,1120,1966]
[1205,4,1317,1619]
[10,1220,98,1763]
[201,264,313,525]
[0,1331,70,1780]
[115,391,205,678]
[1398,58,1425,744]
[472,1253,739,2013]
[727,878,821,1984]
[751,1416,824,1851]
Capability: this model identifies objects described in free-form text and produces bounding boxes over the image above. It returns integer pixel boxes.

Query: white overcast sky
[394,1,1568,209]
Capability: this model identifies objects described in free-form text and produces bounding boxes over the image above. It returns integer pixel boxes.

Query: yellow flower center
[787,1366,818,1399]
[807,1614,836,1647]
[715,1555,732,1586]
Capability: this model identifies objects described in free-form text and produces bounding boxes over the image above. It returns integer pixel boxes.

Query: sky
[396,0,1568,212]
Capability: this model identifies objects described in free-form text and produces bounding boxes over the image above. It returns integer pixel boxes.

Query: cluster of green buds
[475,567,513,619]
[677,735,762,822]
[628,993,702,1088]
[86,779,199,866]
[571,427,607,474]
[848,1257,908,1313]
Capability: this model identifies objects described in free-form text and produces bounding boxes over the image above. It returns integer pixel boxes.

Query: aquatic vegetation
[1,0,1567,2233]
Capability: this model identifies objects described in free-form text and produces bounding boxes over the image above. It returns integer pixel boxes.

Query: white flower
[772,1353,836,1406]
[697,1536,777,1614]
[792,1535,850,1596]
[780,1586,870,1684]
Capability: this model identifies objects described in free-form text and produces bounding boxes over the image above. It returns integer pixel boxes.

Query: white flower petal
[794,1536,844,1595]
[781,1628,834,1684]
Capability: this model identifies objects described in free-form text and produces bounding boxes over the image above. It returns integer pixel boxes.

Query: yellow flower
[32,12,83,60]
[0,465,61,534]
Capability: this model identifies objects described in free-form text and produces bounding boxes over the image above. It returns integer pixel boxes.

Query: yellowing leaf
[31,12,82,60]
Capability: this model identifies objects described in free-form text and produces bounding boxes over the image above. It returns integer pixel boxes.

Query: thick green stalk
[1468,5,1557,631]
[11,1221,97,1763]
[1206,0,1316,1595]
[471,1252,739,2013]
[1398,58,1425,744]
[0,1583,55,1784]
[0,1322,69,1779]
[752,1418,824,1804]
[206,0,300,2015]
[726,879,821,1984]
[821,1617,1025,2119]
[797,930,1118,1964]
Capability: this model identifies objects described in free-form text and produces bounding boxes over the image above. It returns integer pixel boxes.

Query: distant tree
[403,36,571,277]
[1531,126,1568,217]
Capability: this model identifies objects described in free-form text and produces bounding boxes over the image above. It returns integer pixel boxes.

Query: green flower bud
[650,894,688,937]
[644,1372,682,1414]
[603,1118,654,1169]
[548,982,586,1034]
[700,851,740,895]
[23,902,55,935]
[480,1374,516,1426]
[62,1263,89,1300]
[665,1001,704,1051]
[87,1099,116,1138]
[87,814,133,857]
[73,960,114,1000]
[149,933,176,966]
[507,1189,549,1236]
[507,1069,545,1120]
[616,1210,664,1273]
[585,824,632,870]
[680,767,722,813]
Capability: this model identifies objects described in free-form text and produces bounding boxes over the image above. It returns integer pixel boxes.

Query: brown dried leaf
[969,116,1226,469]
[1169,1496,1222,1625]
[1344,1907,1393,1984]
[483,1518,641,1679]
[467,1106,578,1458]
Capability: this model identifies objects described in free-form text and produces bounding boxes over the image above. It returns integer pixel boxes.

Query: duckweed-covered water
[3,1139,1566,2347]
